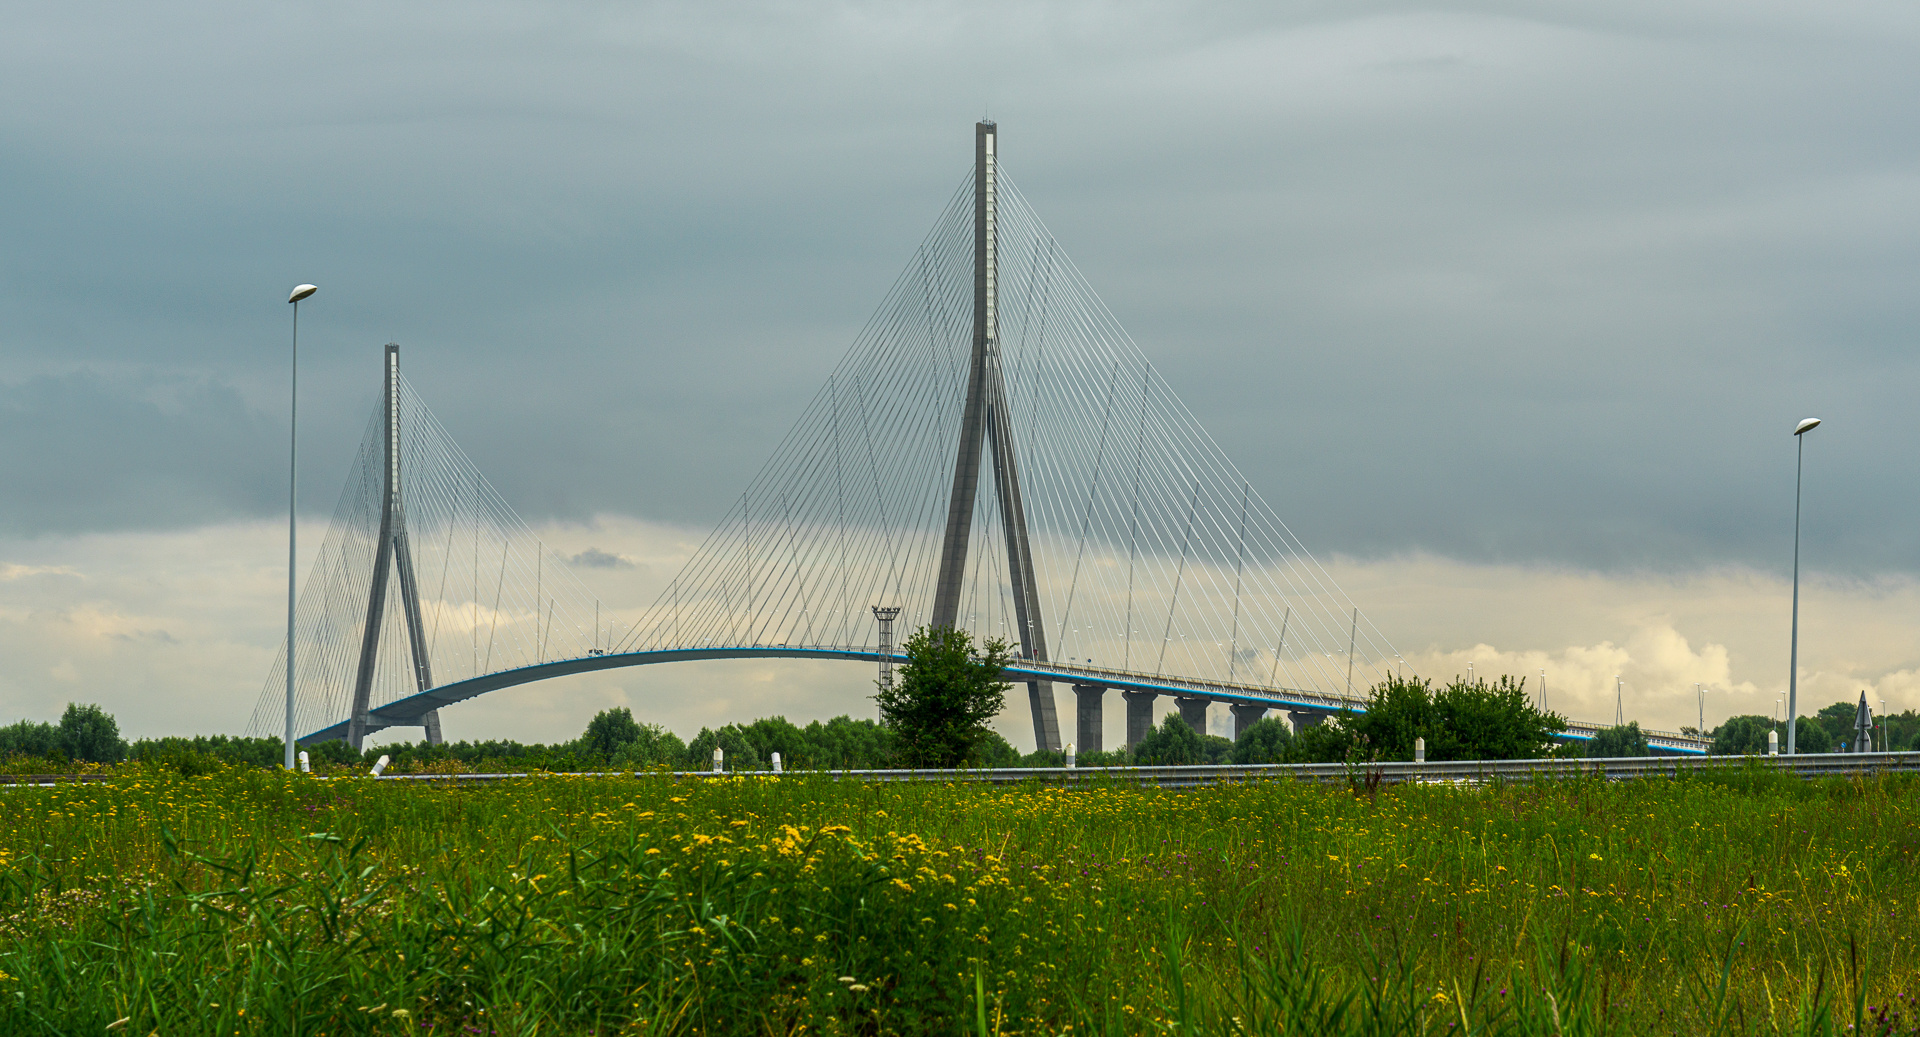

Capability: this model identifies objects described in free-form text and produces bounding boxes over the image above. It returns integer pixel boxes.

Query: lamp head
[288,284,318,304]
[1793,417,1821,436]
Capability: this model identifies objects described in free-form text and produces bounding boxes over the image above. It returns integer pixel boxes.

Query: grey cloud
[0,371,282,536]
[568,547,633,569]
[1,1,1917,581]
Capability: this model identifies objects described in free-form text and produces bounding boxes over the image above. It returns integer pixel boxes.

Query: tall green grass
[1,764,1917,1034]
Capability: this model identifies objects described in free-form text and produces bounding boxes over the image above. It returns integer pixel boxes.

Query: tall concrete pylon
[929,121,1063,752]
[345,344,444,750]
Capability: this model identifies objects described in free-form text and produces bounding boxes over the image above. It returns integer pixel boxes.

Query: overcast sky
[5,1,1919,743]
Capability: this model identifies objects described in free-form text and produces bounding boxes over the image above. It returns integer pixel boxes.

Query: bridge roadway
[300,644,1707,755]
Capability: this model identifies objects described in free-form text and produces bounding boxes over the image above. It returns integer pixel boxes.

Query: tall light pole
[285,284,317,770]
[1696,682,1706,734]
[1786,416,1821,754]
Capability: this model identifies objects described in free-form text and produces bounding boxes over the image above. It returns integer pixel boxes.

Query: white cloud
[4,524,1914,750]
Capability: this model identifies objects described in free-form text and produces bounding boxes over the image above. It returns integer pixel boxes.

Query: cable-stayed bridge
[248,123,1707,757]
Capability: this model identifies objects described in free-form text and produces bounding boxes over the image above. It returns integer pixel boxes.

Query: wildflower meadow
[2,765,1918,1035]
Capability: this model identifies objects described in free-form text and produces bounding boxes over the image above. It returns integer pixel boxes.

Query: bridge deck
[301,644,1708,754]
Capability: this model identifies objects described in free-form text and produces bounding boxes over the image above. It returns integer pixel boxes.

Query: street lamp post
[1696,683,1707,735]
[285,284,317,771]
[1786,417,1821,754]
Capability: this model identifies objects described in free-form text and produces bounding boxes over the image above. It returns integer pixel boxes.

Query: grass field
[2,765,1918,1035]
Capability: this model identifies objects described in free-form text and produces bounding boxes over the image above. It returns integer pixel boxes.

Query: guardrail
[0,774,112,785]
[370,751,1920,788]
[7,753,1911,790]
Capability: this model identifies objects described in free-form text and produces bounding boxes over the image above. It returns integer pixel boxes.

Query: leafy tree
[1792,718,1833,753]
[686,725,764,771]
[0,719,61,760]
[1586,722,1650,758]
[970,730,1021,768]
[736,716,808,766]
[59,703,126,764]
[1230,717,1295,764]
[1710,715,1779,756]
[1549,740,1587,759]
[876,626,1013,767]
[1703,715,1830,755]
[1132,714,1205,765]
[129,735,284,774]
[1337,675,1563,762]
[1431,676,1563,760]
[1813,701,1861,747]
[1200,734,1234,764]
[794,715,898,769]
[307,739,361,767]
[580,707,643,759]
[1289,721,1355,763]
[609,724,686,769]
[1885,709,1920,752]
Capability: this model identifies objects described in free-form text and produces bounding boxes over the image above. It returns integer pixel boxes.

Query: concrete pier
[1121,690,1157,747]
[1074,685,1104,753]
[1177,697,1209,734]
[1230,703,1268,740]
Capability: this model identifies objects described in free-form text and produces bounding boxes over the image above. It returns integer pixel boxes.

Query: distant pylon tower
[928,121,1063,752]
[344,344,444,750]
[871,605,903,721]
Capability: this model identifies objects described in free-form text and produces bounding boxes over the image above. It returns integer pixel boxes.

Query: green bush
[1133,714,1204,765]
[1289,721,1355,763]
[1586,722,1651,757]
[1229,717,1294,764]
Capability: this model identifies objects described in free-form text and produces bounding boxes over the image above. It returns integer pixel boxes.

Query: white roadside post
[772,752,783,774]
[1768,730,1779,756]
[298,751,310,774]
[1415,737,1426,763]
[370,754,390,776]
[713,747,724,774]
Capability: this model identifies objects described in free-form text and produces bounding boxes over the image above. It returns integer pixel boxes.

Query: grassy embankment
[2,765,1918,1035]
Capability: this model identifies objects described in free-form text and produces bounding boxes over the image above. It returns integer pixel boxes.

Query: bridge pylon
[345,344,442,750]
[930,120,1063,752]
